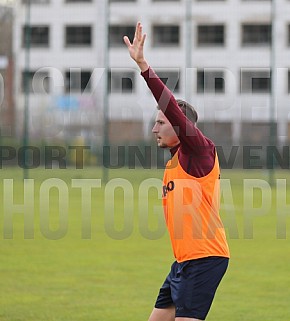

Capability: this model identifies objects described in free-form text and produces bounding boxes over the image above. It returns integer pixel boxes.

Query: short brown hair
[157,99,198,124]
[176,99,198,124]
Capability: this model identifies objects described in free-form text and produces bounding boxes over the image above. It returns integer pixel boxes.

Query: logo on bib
[162,180,175,197]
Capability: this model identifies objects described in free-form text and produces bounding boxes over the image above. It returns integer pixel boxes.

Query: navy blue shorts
[154,256,229,320]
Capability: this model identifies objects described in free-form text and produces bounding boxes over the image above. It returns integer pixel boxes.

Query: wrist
[137,60,149,73]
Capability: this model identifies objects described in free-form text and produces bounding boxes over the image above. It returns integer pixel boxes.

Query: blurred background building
[1,0,290,166]
[0,3,14,138]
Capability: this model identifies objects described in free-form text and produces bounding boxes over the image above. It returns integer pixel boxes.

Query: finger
[123,36,131,48]
[140,33,146,47]
[139,24,143,41]
[134,21,140,40]
[137,21,142,41]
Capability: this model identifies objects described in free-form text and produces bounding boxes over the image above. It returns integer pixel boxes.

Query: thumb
[123,36,131,48]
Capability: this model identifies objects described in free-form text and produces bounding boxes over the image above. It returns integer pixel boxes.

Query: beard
[157,140,169,149]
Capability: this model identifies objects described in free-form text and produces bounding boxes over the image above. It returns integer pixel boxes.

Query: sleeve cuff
[141,66,159,81]
[141,67,150,79]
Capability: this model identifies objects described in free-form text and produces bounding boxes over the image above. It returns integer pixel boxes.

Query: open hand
[123,22,149,72]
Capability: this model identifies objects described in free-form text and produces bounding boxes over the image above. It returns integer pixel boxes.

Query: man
[124,22,230,321]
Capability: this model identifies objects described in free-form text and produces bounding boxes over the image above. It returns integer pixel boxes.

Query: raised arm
[123,22,214,153]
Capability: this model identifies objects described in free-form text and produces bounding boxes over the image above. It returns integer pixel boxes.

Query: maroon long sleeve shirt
[141,67,215,178]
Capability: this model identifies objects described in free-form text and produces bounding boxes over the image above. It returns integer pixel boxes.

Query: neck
[169,144,180,157]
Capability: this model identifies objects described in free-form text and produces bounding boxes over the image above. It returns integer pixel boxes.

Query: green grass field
[1,167,290,321]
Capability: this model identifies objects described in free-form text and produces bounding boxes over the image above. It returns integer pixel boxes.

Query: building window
[109,25,135,47]
[22,0,50,4]
[66,0,92,2]
[110,0,136,2]
[197,25,225,46]
[197,70,225,93]
[22,70,50,93]
[65,26,92,47]
[65,70,92,93]
[242,24,271,46]
[156,70,180,93]
[22,25,49,47]
[287,70,290,93]
[241,70,271,93]
[152,25,180,47]
[288,25,290,46]
[108,70,135,93]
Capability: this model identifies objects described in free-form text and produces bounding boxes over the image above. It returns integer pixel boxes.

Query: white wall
[13,0,290,142]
